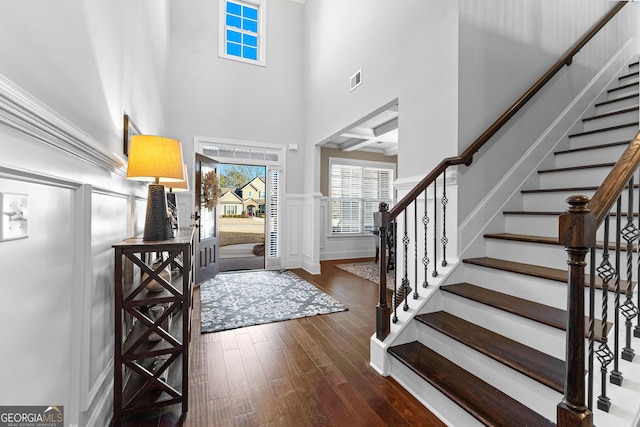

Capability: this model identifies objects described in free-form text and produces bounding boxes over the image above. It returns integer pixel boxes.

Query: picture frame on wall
[123,114,141,157]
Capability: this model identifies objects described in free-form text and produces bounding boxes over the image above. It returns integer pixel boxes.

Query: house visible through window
[219,0,266,66]
[330,159,395,234]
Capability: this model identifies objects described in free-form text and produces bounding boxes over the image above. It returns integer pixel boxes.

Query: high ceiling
[319,103,398,156]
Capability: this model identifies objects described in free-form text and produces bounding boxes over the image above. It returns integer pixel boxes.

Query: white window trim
[218,0,267,67]
[328,157,396,236]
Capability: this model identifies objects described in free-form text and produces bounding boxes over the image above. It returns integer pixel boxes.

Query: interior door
[194,153,220,283]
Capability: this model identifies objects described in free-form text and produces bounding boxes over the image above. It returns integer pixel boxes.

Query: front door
[195,153,220,283]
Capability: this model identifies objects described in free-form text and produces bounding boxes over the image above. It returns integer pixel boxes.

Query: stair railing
[373,0,628,342]
[560,132,640,426]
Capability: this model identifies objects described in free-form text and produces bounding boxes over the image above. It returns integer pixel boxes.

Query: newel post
[374,202,392,340]
[557,195,596,427]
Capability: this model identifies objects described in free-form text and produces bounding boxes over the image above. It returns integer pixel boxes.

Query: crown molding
[0,73,126,176]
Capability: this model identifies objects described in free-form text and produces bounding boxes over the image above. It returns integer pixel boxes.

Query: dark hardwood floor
[119,259,446,427]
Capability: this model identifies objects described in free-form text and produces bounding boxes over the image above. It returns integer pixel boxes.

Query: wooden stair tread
[538,162,615,174]
[502,210,638,217]
[521,186,598,194]
[619,70,639,81]
[388,341,556,427]
[463,256,632,294]
[594,93,638,108]
[484,232,636,254]
[554,140,631,155]
[582,106,639,122]
[608,81,639,93]
[415,311,565,393]
[441,282,612,341]
[502,210,563,216]
[520,184,637,194]
[568,122,639,138]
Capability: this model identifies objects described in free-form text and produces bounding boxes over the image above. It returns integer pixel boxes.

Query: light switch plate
[0,192,28,241]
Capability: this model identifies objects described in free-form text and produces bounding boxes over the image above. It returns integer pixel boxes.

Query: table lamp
[160,163,190,231]
[126,135,185,241]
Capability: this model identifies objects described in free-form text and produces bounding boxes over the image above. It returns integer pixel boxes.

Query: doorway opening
[218,163,267,272]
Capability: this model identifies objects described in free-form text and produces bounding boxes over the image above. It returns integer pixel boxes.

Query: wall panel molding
[0,73,125,175]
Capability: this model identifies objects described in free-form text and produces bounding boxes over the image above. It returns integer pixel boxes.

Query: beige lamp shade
[126,135,184,183]
[160,163,190,192]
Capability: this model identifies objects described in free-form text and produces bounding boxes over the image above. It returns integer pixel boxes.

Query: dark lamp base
[143,184,173,241]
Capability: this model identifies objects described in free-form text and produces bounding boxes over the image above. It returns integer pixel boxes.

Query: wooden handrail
[587,132,640,226]
[389,1,627,219]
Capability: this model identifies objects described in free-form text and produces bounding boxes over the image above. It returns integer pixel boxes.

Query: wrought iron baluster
[441,171,448,267]
[432,180,438,277]
[596,218,614,412]
[422,188,430,288]
[389,216,400,325]
[388,220,397,272]
[611,197,623,386]
[413,200,419,299]
[621,176,638,362]
[401,210,411,311]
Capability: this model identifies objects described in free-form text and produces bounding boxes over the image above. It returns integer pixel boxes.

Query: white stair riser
[569,126,638,149]
[539,167,612,187]
[486,237,635,277]
[485,239,567,270]
[595,97,639,115]
[504,214,558,236]
[618,75,640,87]
[523,190,597,211]
[607,85,640,100]
[522,190,636,213]
[463,261,622,322]
[582,110,639,132]
[388,358,486,427]
[442,292,566,359]
[504,214,640,242]
[554,144,628,168]
[415,323,559,421]
[462,265,568,309]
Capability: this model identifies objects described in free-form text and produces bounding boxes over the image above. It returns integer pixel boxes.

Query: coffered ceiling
[319,103,398,156]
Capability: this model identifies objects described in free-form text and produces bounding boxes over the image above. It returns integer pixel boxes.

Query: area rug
[335,262,395,289]
[200,270,347,333]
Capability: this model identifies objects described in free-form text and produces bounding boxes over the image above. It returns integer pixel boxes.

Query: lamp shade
[160,163,190,192]
[126,135,184,182]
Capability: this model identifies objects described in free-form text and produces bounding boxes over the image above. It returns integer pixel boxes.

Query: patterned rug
[334,262,395,289]
[200,270,347,333]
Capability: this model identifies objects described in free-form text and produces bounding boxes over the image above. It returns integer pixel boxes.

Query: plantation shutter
[363,168,392,232]
[330,161,394,234]
[331,164,362,233]
[267,169,280,258]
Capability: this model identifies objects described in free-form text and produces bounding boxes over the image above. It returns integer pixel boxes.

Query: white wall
[0,1,171,425]
[168,0,306,270]
[457,0,639,221]
[303,0,459,186]
[302,0,459,268]
[168,0,305,195]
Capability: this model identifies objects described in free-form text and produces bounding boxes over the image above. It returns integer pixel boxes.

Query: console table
[112,227,195,424]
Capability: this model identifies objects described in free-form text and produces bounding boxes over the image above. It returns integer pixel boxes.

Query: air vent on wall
[350,69,362,91]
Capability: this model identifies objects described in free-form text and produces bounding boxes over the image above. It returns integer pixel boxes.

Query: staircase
[385,62,640,426]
